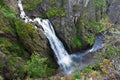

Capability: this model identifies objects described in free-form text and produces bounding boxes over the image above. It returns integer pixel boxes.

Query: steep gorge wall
[4,0,120,52]
[106,0,120,24]
[0,0,120,79]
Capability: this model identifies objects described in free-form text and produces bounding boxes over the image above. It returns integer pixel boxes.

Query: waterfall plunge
[18,0,73,74]
[17,0,104,74]
[34,18,73,74]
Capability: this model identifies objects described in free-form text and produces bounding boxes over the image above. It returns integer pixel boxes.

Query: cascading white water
[18,0,73,74]
[34,18,73,74]
[18,0,104,74]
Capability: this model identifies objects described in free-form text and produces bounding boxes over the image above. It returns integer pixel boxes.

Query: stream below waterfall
[18,0,104,74]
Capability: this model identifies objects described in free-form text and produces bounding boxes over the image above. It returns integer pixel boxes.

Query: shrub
[27,54,54,78]
[72,72,81,80]
[83,65,93,73]
[72,35,82,47]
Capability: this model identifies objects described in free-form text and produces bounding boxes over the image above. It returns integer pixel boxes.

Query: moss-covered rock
[46,7,66,18]
[75,18,105,46]
[23,0,43,10]
[0,1,57,79]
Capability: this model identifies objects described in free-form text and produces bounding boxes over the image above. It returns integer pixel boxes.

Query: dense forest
[0,0,120,80]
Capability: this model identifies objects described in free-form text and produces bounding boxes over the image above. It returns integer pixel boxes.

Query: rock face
[5,0,120,51]
[2,0,120,53]
[0,0,57,79]
[22,0,104,52]
[106,0,120,24]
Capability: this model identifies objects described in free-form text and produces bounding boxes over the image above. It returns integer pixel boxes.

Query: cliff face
[106,0,120,24]
[7,0,118,51]
[3,0,120,52]
[22,0,106,51]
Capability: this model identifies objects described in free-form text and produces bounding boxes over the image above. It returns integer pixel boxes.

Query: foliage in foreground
[27,54,55,78]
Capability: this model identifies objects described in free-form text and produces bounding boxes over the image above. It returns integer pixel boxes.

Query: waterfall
[17,0,104,74]
[33,18,73,74]
[17,0,73,74]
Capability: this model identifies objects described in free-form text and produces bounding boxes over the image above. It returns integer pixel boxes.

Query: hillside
[0,0,120,80]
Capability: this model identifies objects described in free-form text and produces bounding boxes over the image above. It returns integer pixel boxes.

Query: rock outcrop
[106,0,120,24]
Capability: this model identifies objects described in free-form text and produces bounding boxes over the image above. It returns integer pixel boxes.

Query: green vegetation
[93,0,106,20]
[72,35,82,48]
[75,17,105,45]
[71,17,104,48]
[95,33,120,60]
[14,19,47,55]
[0,5,24,56]
[72,72,81,80]
[15,20,36,42]
[46,7,66,18]
[0,37,24,55]
[23,0,43,10]
[0,0,120,79]
[0,5,16,18]
[0,4,26,79]
[27,54,54,78]
[0,76,3,80]
[83,65,93,73]
[7,55,26,77]
[93,0,106,8]
[0,3,56,78]
[0,5,16,39]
